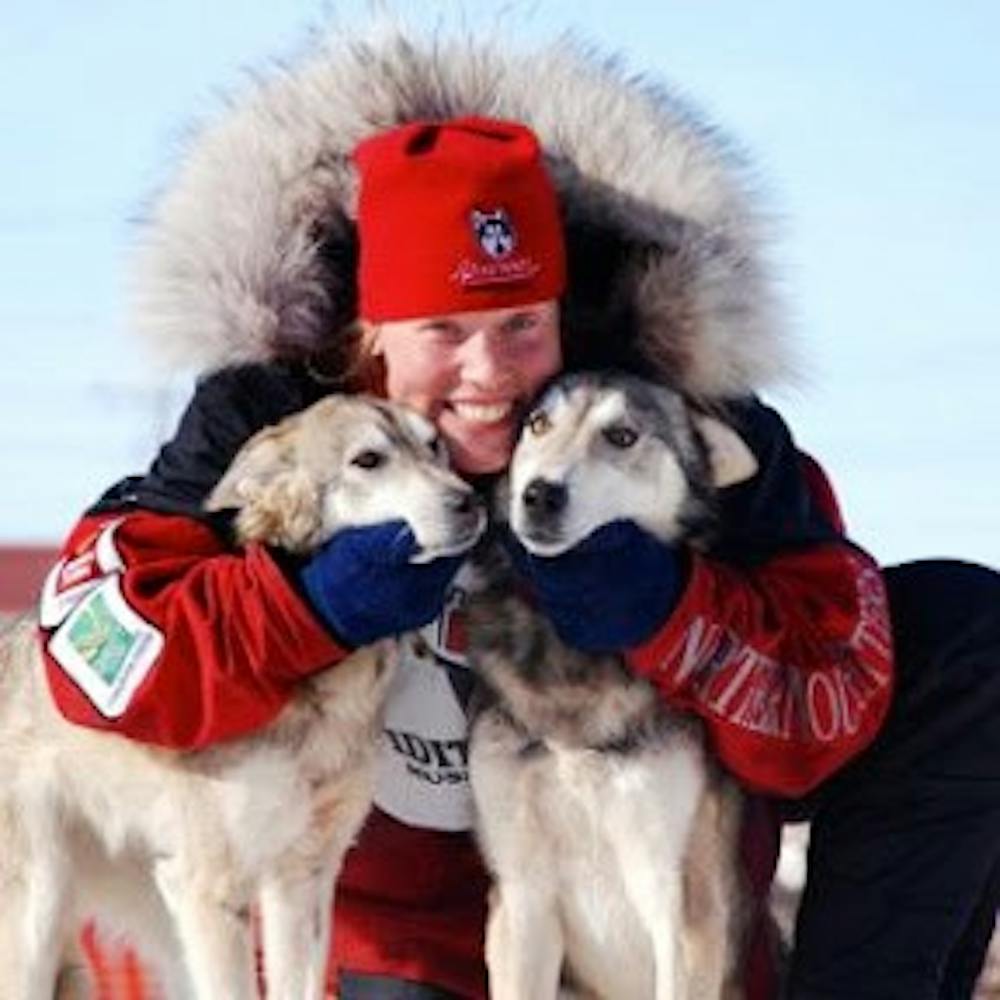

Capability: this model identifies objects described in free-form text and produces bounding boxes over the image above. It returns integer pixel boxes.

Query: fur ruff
[131,18,793,400]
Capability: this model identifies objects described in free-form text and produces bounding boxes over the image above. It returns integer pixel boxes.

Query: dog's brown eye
[351,450,385,470]
[603,425,638,449]
[527,410,551,436]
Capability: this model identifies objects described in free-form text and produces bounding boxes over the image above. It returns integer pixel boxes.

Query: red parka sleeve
[627,540,892,797]
[626,402,894,798]
[38,509,348,750]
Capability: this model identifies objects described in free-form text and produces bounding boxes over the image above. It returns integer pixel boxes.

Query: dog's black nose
[522,478,568,516]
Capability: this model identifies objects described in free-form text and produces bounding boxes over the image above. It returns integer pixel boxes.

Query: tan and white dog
[0,394,485,1000]
[467,372,757,1000]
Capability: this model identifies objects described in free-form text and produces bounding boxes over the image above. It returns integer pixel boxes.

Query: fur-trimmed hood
[131,21,792,400]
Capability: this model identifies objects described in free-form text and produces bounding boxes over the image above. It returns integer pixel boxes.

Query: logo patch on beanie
[472,208,516,258]
[452,207,541,290]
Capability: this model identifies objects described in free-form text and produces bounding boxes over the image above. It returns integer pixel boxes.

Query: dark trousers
[339,973,462,999]
[788,560,1000,999]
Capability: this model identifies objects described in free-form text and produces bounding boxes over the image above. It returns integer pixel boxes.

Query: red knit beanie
[353,116,566,321]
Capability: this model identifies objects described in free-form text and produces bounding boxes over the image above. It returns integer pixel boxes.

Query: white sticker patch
[38,559,102,629]
[48,576,163,718]
[95,519,126,574]
[39,520,127,628]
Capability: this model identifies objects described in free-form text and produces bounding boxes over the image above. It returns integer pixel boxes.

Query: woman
[38,26,1000,999]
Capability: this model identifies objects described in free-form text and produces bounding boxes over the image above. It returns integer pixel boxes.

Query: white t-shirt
[373,560,481,831]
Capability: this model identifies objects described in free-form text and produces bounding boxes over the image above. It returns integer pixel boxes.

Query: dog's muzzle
[521,478,568,523]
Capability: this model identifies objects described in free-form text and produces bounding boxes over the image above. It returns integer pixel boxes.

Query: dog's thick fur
[0,394,484,1000]
[467,372,758,1000]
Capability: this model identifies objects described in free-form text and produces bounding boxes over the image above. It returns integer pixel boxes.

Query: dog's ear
[205,426,292,513]
[205,421,324,553]
[695,416,758,488]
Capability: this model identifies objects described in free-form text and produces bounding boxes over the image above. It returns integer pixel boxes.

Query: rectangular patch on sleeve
[39,519,126,628]
[47,576,163,718]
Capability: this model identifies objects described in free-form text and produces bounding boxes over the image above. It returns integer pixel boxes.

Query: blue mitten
[505,520,685,652]
[297,520,463,647]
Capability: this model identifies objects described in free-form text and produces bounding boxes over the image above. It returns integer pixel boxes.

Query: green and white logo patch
[48,576,163,718]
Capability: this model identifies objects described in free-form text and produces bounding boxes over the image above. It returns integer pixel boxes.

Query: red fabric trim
[332,809,490,997]
[800,452,846,533]
[80,923,157,999]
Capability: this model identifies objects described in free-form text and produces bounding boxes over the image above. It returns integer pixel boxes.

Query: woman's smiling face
[371,300,562,475]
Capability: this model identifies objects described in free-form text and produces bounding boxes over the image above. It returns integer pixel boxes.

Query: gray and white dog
[466,372,758,1000]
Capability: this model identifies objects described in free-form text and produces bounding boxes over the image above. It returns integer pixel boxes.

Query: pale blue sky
[2,1,998,568]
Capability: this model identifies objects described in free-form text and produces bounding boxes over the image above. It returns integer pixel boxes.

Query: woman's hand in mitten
[503,520,686,652]
[297,520,463,647]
